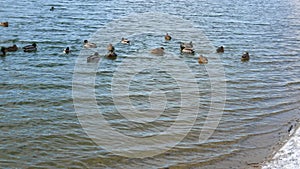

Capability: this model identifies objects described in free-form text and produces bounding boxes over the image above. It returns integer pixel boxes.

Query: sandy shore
[261,124,300,169]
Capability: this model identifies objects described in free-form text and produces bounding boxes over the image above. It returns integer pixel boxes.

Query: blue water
[1,0,300,168]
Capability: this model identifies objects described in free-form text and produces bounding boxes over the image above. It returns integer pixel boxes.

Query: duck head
[1,47,6,55]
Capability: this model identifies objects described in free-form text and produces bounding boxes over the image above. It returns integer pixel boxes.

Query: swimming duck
[241,52,250,61]
[180,42,194,54]
[198,55,208,64]
[83,40,97,48]
[5,44,18,52]
[50,7,55,11]
[150,47,165,55]
[0,22,8,27]
[165,33,172,41]
[216,46,224,53]
[23,43,37,52]
[121,38,130,44]
[107,43,115,52]
[64,47,70,54]
[87,52,101,63]
[0,47,6,56]
[106,51,117,60]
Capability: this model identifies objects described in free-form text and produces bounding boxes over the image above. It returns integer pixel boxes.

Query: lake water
[1,0,300,168]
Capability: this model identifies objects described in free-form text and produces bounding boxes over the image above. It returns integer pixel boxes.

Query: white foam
[262,126,300,169]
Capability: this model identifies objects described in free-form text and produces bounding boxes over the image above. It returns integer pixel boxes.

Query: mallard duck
[83,40,97,48]
[165,33,172,41]
[180,42,194,54]
[0,47,6,56]
[121,38,130,44]
[0,22,8,27]
[64,47,70,54]
[106,51,117,60]
[198,55,208,64]
[216,46,224,53]
[5,44,18,52]
[23,43,37,52]
[107,43,115,52]
[87,52,101,63]
[150,47,165,55]
[241,52,250,61]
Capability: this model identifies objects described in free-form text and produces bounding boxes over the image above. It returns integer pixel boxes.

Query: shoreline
[261,123,300,169]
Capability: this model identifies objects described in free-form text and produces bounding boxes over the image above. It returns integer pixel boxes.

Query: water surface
[1,0,300,168]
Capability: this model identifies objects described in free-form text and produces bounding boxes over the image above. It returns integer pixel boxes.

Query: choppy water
[1,0,300,168]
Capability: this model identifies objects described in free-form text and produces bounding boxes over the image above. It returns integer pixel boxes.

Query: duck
[87,52,101,63]
[106,51,117,60]
[216,46,224,53]
[107,43,115,52]
[23,43,37,52]
[0,47,6,56]
[165,33,172,41]
[50,6,55,11]
[198,55,208,64]
[83,40,97,48]
[0,22,8,27]
[180,42,194,54]
[5,44,18,52]
[64,47,70,54]
[121,38,130,44]
[150,47,165,55]
[241,52,250,61]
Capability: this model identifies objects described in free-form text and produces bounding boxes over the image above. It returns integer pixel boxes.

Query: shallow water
[1,0,300,168]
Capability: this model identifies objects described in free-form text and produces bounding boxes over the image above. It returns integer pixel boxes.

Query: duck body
[87,52,101,63]
[198,55,208,64]
[165,33,172,41]
[64,47,70,54]
[84,40,97,48]
[150,47,165,55]
[216,46,224,53]
[241,52,250,61]
[0,22,8,27]
[121,38,130,44]
[5,44,18,52]
[106,51,117,60]
[23,43,37,52]
[181,48,195,54]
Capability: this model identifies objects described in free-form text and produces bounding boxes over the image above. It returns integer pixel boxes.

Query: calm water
[1,0,300,168]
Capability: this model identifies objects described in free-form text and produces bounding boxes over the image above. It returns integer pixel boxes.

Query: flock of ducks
[85,40,118,62]
[1,7,250,63]
[0,43,37,57]
[84,32,250,64]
